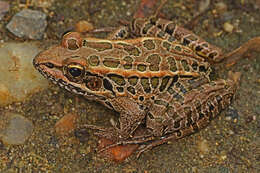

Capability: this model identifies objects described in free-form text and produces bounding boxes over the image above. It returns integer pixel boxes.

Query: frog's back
[33,32,211,106]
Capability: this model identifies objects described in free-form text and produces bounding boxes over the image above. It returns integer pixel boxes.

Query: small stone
[225,107,239,120]
[215,2,228,14]
[0,113,33,145]
[223,22,234,33]
[0,1,9,20]
[98,138,139,163]
[0,42,49,106]
[74,128,90,143]
[228,130,234,135]
[55,113,78,136]
[75,20,94,33]
[6,9,47,40]
[199,0,210,13]
[197,139,210,155]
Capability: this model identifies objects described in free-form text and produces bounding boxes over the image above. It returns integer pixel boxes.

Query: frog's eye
[61,32,82,50]
[68,66,83,77]
[64,63,85,82]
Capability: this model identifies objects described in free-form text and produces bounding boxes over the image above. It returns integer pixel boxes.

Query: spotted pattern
[123,56,133,69]
[118,43,141,56]
[141,77,151,93]
[167,57,177,72]
[83,40,112,51]
[146,54,161,71]
[107,74,126,86]
[131,17,223,62]
[34,24,237,157]
[103,58,120,68]
[137,64,147,72]
[88,55,100,66]
[128,76,139,86]
[85,76,102,91]
[143,39,156,50]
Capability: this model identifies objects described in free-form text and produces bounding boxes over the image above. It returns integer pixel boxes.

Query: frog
[33,6,259,157]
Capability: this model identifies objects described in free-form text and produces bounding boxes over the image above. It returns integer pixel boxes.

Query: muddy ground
[0,0,259,172]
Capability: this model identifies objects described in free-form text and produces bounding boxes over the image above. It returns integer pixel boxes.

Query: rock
[223,22,234,33]
[0,1,9,20]
[6,9,47,40]
[75,20,94,33]
[215,2,228,14]
[74,128,90,143]
[199,0,210,13]
[98,138,139,163]
[55,113,78,136]
[225,107,239,120]
[0,112,33,145]
[197,139,210,157]
[0,42,49,106]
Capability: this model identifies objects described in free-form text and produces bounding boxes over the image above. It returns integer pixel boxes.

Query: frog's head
[33,32,113,101]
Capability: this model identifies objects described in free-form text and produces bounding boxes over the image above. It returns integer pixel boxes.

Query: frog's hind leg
[106,26,130,40]
[136,78,237,157]
[130,17,223,63]
[223,37,260,67]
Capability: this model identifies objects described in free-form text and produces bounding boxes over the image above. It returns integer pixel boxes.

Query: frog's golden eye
[68,65,83,77]
[64,64,85,82]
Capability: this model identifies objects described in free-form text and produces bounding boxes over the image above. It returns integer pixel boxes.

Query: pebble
[74,128,90,143]
[0,112,33,145]
[197,139,210,155]
[0,1,9,20]
[225,107,239,120]
[6,9,47,40]
[55,113,78,136]
[0,42,49,106]
[215,2,228,14]
[223,22,234,33]
[75,20,94,33]
[199,0,210,13]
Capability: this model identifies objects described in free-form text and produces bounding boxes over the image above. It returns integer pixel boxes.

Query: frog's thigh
[166,78,236,135]
[145,77,209,137]
[132,17,223,62]
[137,79,236,155]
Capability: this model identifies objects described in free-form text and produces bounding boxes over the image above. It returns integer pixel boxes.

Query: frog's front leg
[85,97,146,141]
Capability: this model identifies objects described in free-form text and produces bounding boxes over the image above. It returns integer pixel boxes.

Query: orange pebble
[75,20,94,33]
[98,138,139,163]
[55,113,78,136]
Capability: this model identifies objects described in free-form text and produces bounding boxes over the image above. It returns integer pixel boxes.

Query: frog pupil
[69,67,82,77]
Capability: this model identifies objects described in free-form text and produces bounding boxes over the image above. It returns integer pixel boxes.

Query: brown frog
[33,11,259,157]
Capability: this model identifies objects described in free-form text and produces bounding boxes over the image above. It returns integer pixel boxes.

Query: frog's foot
[224,37,260,67]
[97,133,155,154]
